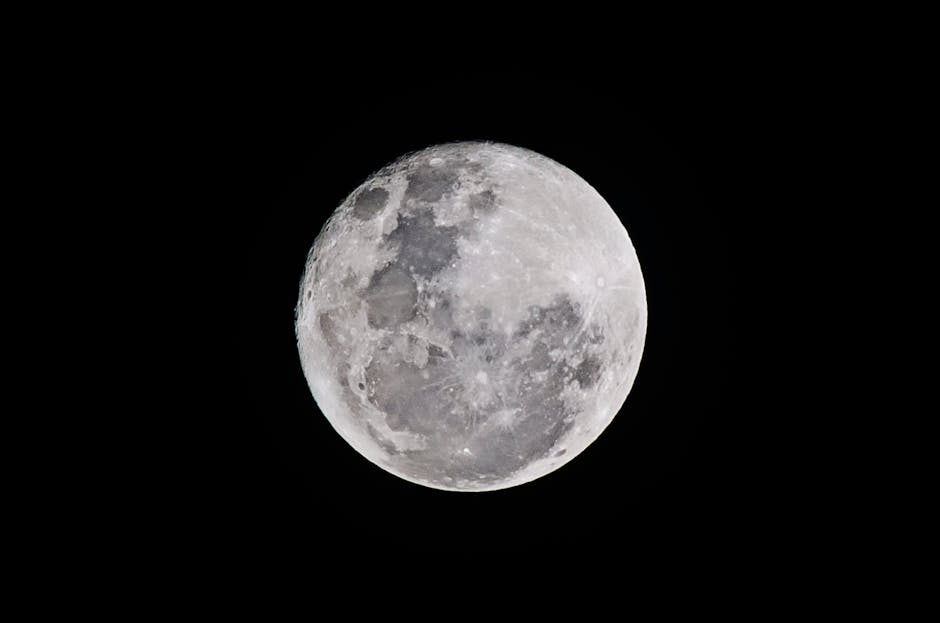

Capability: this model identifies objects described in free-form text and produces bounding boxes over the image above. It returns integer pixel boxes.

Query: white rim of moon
[295,141,647,491]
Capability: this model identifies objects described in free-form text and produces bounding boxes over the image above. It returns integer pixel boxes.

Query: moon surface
[295,142,647,491]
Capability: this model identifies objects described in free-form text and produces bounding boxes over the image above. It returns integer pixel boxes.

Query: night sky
[223,52,776,556]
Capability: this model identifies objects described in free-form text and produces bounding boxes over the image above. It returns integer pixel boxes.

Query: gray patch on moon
[351,187,388,220]
[366,351,461,437]
[404,163,459,202]
[361,293,604,487]
[427,343,448,360]
[515,295,582,341]
[365,264,418,328]
[318,312,342,351]
[385,207,460,278]
[574,354,603,388]
[468,189,497,215]
[424,291,456,329]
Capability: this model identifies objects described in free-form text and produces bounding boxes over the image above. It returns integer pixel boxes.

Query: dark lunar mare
[364,156,492,326]
[364,265,418,329]
[362,293,606,487]
[351,187,388,220]
[404,163,460,202]
[468,189,497,215]
[385,208,460,279]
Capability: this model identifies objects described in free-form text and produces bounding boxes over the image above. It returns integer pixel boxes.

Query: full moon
[295,142,647,491]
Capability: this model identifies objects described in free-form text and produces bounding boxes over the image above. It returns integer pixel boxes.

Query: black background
[226,54,773,555]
